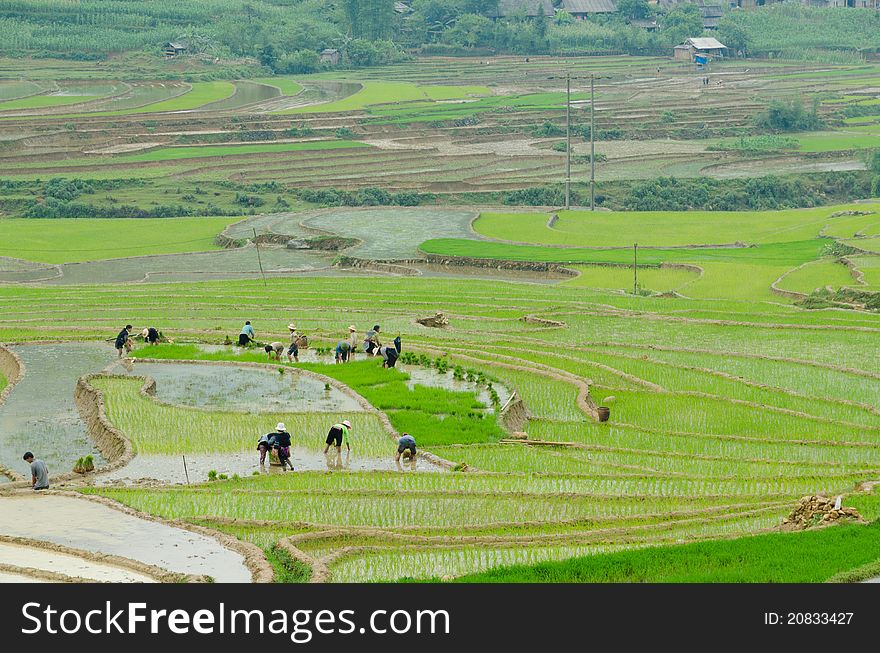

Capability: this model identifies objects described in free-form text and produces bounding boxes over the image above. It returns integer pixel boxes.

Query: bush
[276,50,321,74]
[870,149,880,175]
[531,121,565,137]
[755,98,823,132]
[44,178,94,201]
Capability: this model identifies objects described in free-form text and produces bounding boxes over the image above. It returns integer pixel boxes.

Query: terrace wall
[74,374,134,469]
[0,344,25,481]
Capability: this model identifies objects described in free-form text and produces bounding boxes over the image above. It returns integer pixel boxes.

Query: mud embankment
[0,343,24,407]
[0,345,25,481]
[73,374,135,473]
[423,253,579,276]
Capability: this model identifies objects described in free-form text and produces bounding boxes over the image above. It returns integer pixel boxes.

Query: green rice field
[1,52,880,585]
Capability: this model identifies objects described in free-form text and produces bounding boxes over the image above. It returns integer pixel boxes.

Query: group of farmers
[103,321,416,480]
[257,420,418,471]
[238,320,400,368]
[114,324,162,357]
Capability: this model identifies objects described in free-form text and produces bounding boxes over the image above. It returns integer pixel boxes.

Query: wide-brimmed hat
[276,422,286,431]
[348,325,356,331]
[141,328,149,337]
[342,420,352,428]
[288,324,296,330]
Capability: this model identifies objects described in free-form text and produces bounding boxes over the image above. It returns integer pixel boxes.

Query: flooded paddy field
[119,361,365,414]
[94,446,437,486]
[0,343,109,477]
[0,494,250,582]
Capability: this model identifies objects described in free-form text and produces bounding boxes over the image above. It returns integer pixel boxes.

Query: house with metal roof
[559,0,619,18]
[673,37,728,61]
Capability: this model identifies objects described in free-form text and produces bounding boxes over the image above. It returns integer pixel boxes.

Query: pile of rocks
[782,495,865,530]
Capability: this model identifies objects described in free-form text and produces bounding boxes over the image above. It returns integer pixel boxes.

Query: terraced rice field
[2,53,880,584]
[3,258,879,581]
[0,56,878,192]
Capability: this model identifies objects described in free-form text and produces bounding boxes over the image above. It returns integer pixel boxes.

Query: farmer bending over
[324,420,352,454]
[265,341,284,361]
[364,325,381,356]
[239,321,255,347]
[378,344,399,368]
[335,340,351,364]
[395,434,417,463]
[257,432,273,466]
[115,325,133,358]
[272,422,294,471]
[287,324,300,363]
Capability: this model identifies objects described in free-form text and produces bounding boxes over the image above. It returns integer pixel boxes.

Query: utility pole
[253,228,266,287]
[633,243,638,295]
[590,73,596,212]
[565,70,571,210]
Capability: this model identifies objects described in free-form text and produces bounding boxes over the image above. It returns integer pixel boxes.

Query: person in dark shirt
[146,327,160,345]
[115,325,132,358]
[271,422,293,471]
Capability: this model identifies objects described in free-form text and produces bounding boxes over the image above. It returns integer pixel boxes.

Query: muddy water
[0,495,251,582]
[120,362,364,413]
[0,343,109,477]
[0,542,156,583]
[301,208,479,260]
[198,80,280,111]
[95,447,438,486]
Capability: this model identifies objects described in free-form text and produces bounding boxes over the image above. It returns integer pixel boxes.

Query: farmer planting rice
[271,422,293,471]
[238,320,255,347]
[335,340,351,363]
[324,419,352,455]
[143,326,160,346]
[256,432,272,466]
[287,323,300,363]
[364,324,381,355]
[395,433,417,463]
[265,341,285,361]
[378,343,399,368]
[23,452,49,490]
[114,324,133,358]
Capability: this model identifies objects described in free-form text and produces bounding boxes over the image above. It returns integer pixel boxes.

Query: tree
[554,9,574,25]
[718,18,751,56]
[534,9,548,40]
[869,148,880,175]
[460,0,498,15]
[343,0,395,40]
[442,14,494,48]
[616,0,652,21]
[345,39,379,66]
[259,44,278,70]
[660,4,703,45]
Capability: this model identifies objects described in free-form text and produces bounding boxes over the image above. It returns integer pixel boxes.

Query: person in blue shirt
[239,321,255,347]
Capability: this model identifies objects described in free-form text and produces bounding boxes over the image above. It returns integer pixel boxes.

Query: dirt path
[0,494,252,582]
